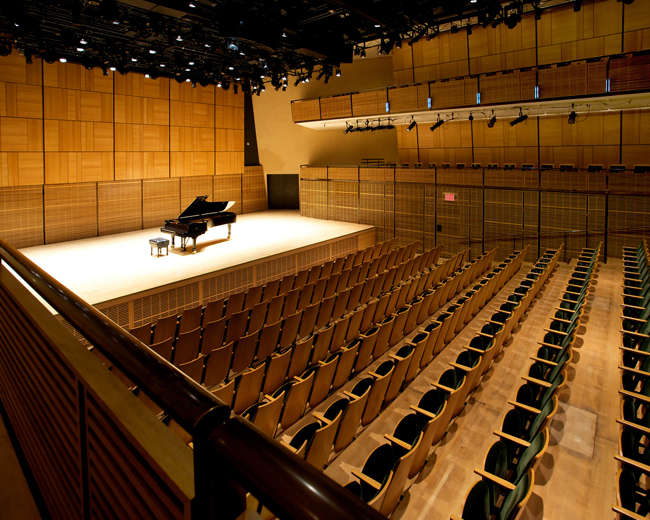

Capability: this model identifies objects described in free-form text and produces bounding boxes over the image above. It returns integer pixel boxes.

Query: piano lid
[177,196,235,220]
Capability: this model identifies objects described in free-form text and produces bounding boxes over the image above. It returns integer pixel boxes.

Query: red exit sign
[444,192,456,201]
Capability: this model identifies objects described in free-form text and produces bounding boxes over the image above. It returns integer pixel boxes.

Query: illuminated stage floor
[20,210,374,308]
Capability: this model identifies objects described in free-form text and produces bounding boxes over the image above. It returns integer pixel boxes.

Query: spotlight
[468,113,474,121]
[466,24,472,35]
[217,82,222,87]
[110,66,116,71]
[336,68,341,77]
[191,80,197,88]
[430,119,444,131]
[79,37,88,45]
[24,53,32,64]
[509,113,528,126]
[360,49,366,58]
[406,120,416,132]
[189,1,196,6]
[233,84,238,94]
[149,48,157,54]
[77,47,85,52]
[60,57,67,63]
[0,45,11,57]
[343,122,353,135]
[294,77,301,87]
[487,115,497,128]
[568,111,577,124]
[574,0,582,12]
[102,66,109,76]
[227,38,239,51]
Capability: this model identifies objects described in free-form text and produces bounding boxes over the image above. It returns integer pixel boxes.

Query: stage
[19,210,375,329]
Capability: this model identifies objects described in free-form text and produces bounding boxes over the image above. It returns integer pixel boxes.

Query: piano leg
[180,237,188,252]
[170,236,175,248]
[227,223,232,239]
[192,237,197,254]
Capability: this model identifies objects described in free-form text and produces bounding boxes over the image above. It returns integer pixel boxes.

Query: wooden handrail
[0,237,229,438]
[208,416,387,520]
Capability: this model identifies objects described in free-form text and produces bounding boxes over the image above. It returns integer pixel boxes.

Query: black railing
[0,237,387,520]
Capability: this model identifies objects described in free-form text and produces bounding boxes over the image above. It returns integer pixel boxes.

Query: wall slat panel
[214,174,242,215]
[44,182,98,243]
[0,185,44,248]
[242,166,268,214]
[142,178,180,229]
[98,180,142,236]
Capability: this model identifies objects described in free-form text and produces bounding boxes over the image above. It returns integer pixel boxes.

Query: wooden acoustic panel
[170,81,215,104]
[180,175,213,208]
[114,124,169,152]
[359,167,394,182]
[214,173,242,215]
[328,167,358,181]
[114,96,170,126]
[114,152,170,180]
[98,180,142,236]
[45,152,114,184]
[44,182,98,244]
[44,121,113,152]
[142,178,180,229]
[291,99,321,122]
[1,83,43,119]
[352,90,387,117]
[44,88,113,123]
[320,95,352,120]
[170,152,215,178]
[215,88,245,108]
[242,168,267,214]
[169,101,215,128]
[0,152,44,187]
[215,105,244,130]
[171,127,215,152]
[300,166,328,180]
[0,117,43,151]
[216,128,244,152]
[43,62,113,93]
[0,54,42,85]
[0,185,44,248]
[215,151,244,175]
[114,75,170,99]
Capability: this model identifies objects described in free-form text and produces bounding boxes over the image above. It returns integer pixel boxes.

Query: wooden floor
[18,210,372,307]
[282,255,621,520]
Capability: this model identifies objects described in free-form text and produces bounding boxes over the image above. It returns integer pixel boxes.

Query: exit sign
[444,192,456,201]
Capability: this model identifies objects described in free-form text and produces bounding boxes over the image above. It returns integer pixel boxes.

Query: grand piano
[161,196,236,254]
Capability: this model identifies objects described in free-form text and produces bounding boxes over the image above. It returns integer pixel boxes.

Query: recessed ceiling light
[160,63,166,67]
[188,61,194,65]
[77,47,84,52]
[228,66,234,70]
[109,66,116,71]
[131,57,138,62]
[149,49,156,54]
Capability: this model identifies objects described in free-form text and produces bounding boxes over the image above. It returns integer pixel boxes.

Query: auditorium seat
[149,337,174,363]
[233,362,266,414]
[302,410,342,471]
[262,349,291,395]
[331,340,359,391]
[130,323,152,345]
[203,342,233,389]
[200,316,227,355]
[178,304,202,334]
[202,298,225,326]
[224,291,246,319]
[362,361,394,426]
[173,327,201,366]
[242,391,285,438]
[307,355,338,409]
[152,314,178,344]
[278,370,315,430]
[211,378,235,408]
[231,329,261,375]
[178,354,204,382]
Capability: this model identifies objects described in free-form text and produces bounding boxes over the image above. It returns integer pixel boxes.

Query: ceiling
[0,0,541,93]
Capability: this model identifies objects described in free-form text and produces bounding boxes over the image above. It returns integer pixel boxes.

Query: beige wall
[253,57,399,175]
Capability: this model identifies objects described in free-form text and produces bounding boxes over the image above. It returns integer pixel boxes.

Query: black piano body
[161,196,236,254]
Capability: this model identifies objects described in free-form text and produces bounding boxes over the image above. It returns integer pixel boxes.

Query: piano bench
[149,237,170,257]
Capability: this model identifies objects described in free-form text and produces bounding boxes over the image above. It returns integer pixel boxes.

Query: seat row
[614,240,650,520]
[455,243,601,520]
[223,247,482,425]
[128,238,409,346]
[337,249,542,517]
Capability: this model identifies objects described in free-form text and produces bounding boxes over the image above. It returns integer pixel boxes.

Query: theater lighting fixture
[406,119,416,132]
[509,111,528,127]
[343,122,353,135]
[487,115,497,128]
[568,111,577,124]
[430,119,444,131]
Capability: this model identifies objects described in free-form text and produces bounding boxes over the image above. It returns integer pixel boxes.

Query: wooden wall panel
[43,63,113,93]
[0,117,43,152]
[242,166,268,214]
[44,88,113,123]
[214,174,242,215]
[215,105,245,130]
[114,96,170,125]
[0,54,42,86]
[1,83,43,119]
[395,184,424,250]
[0,152,44,186]
[142,178,180,229]
[170,152,214,178]
[180,176,213,208]
[352,90,387,117]
[44,121,113,152]
[44,183,97,243]
[0,185,44,248]
[169,101,214,128]
[171,127,214,152]
[170,81,215,104]
[114,124,169,152]
[114,75,170,99]
[45,152,114,184]
[114,152,170,180]
[215,152,244,175]
[291,99,321,122]
[97,180,142,236]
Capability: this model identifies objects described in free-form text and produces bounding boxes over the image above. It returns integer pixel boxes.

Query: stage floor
[20,210,373,307]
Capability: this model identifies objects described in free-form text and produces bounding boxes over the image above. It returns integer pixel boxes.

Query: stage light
[336,68,341,77]
[568,111,577,124]
[102,66,109,76]
[406,120,416,132]
[509,112,528,127]
[360,49,366,58]
[430,119,444,131]
[77,47,84,52]
[468,113,473,121]
[189,1,195,7]
[466,24,472,35]
[217,82,222,87]
[25,53,32,64]
[79,37,88,45]
[60,57,67,63]
[149,48,156,54]
[574,0,582,12]
[0,45,11,57]
[191,80,197,88]
[343,122,353,135]
[487,115,497,128]
[294,77,301,87]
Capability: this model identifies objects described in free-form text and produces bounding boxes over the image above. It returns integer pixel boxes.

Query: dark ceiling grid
[1,1,540,93]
